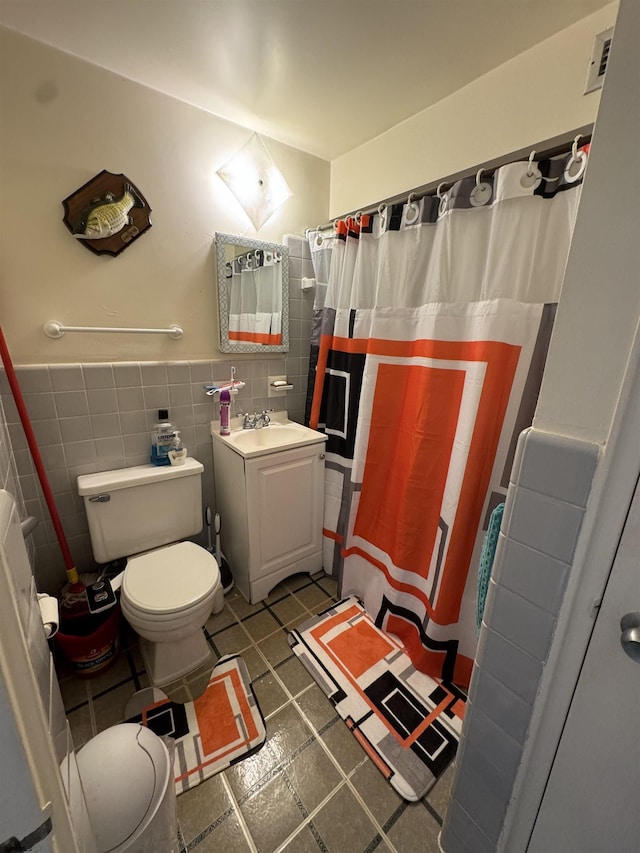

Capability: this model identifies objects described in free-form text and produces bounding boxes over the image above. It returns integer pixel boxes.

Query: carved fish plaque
[62,171,152,257]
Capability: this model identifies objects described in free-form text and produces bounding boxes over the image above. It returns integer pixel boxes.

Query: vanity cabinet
[212,429,327,603]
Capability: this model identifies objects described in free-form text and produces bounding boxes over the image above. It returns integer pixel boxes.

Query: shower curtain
[227,249,283,345]
[306,149,588,687]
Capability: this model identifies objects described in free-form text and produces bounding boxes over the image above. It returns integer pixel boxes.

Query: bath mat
[288,597,466,802]
[126,654,266,795]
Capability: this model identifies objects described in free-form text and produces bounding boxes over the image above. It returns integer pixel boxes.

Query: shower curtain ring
[572,134,582,158]
[475,169,484,187]
[527,151,536,177]
[378,203,387,214]
[564,135,588,183]
[355,210,362,222]
[436,182,448,198]
[405,193,420,223]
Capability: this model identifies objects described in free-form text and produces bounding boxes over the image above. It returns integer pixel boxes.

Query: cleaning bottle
[150,409,176,466]
[219,389,231,436]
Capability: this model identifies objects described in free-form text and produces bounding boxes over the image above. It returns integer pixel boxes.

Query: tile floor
[58,571,455,853]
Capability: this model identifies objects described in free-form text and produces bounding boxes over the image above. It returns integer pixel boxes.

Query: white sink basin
[211,416,327,458]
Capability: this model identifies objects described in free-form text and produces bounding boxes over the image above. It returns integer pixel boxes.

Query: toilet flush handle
[109,571,125,593]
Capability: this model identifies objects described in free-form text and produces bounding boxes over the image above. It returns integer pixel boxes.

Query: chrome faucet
[241,411,271,430]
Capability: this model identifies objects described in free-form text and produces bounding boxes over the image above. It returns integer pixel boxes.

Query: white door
[528,473,640,853]
[0,491,81,852]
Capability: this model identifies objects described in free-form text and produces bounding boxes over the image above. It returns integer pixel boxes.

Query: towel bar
[43,321,183,340]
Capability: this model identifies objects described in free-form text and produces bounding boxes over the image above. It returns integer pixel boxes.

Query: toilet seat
[122,541,219,616]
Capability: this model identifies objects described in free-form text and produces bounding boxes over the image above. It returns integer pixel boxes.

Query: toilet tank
[77,458,204,563]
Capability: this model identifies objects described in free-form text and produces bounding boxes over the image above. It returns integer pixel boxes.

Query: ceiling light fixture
[216,133,292,231]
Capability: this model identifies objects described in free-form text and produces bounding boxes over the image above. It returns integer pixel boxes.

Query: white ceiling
[0,0,610,160]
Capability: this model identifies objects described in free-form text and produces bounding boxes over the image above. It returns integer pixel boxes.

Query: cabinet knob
[319,453,325,460]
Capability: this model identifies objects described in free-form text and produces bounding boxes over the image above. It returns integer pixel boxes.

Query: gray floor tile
[177,773,231,845]
[210,622,252,657]
[258,629,294,666]
[350,759,403,827]
[426,761,456,820]
[283,740,342,813]
[187,809,253,852]
[296,683,338,732]
[316,575,339,598]
[238,770,305,853]
[227,591,266,621]
[320,718,367,775]
[279,823,325,853]
[205,605,238,634]
[264,703,315,766]
[294,583,333,610]
[253,670,288,717]
[67,703,93,749]
[386,800,443,852]
[243,609,282,642]
[225,739,281,801]
[241,645,270,680]
[269,594,308,626]
[275,655,314,698]
[312,786,380,853]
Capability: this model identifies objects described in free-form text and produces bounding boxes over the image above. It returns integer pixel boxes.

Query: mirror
[215,232,289,353]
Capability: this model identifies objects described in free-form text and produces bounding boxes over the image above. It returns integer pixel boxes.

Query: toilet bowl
[78,458,224,689]
[121,541,223,686]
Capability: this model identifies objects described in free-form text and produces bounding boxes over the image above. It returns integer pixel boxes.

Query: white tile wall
[441,427,599,853]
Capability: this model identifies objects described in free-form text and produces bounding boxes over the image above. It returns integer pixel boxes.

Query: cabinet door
[246,445,324,579]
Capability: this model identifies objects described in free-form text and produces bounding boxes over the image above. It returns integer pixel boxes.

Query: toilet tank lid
[78,457,203,496]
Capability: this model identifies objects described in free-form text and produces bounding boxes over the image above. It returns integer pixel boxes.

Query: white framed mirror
[215,232,289,353]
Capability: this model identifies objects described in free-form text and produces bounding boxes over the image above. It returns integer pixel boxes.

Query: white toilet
[78,458,223,689]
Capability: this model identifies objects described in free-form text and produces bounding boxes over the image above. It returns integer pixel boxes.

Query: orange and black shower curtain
[305,151,588,687]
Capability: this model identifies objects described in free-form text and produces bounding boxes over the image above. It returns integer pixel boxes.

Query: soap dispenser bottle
[219,389,231,436]
[150,409,176,466]
[168,431,187,465]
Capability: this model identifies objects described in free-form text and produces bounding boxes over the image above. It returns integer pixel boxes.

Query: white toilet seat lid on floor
[75,723,171,851]
[123,541,219,615]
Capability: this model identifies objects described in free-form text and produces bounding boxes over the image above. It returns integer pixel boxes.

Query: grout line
[220,772,259,853]
[272,780,345,853]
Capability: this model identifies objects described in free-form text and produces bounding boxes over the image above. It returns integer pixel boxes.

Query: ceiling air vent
[584,27,614,94]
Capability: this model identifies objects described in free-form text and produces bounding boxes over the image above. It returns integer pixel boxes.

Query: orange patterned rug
[127,654,266,794]
[288,597,466,801]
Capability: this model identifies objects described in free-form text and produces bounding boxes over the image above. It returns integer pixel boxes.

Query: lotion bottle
[168,431,187,465]
[220,389,231,435]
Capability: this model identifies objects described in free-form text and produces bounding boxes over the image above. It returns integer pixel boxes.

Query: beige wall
[330,3,618,218]
[0,27,329,365]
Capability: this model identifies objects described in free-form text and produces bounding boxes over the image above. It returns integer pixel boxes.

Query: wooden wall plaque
[62,170,152,257]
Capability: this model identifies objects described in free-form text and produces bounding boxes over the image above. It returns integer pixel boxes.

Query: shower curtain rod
[312,124,593,233]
